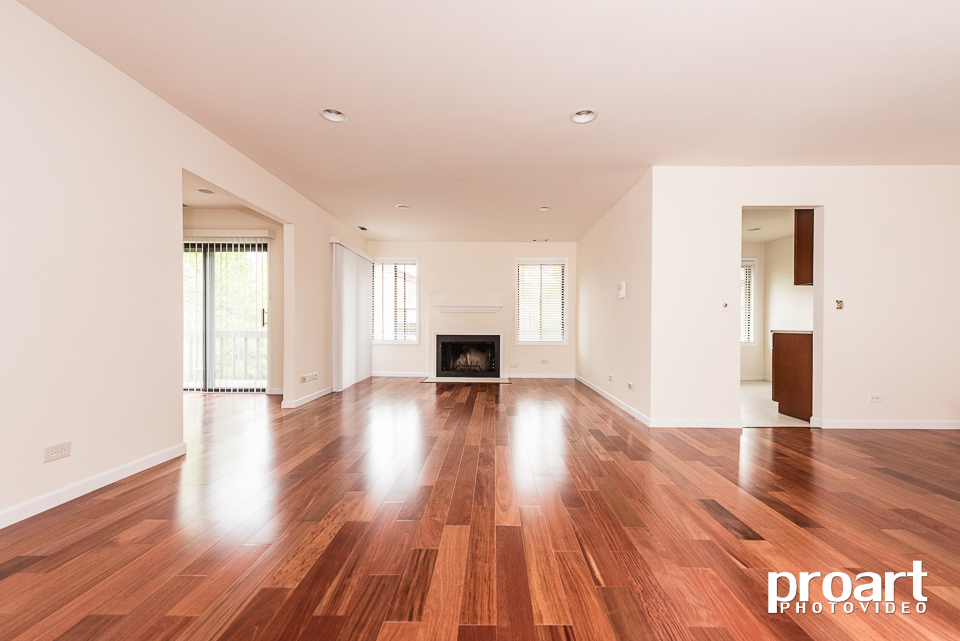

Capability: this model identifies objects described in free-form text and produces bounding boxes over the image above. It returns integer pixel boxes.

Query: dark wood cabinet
[794,208,814,286]
[772,331,813,422]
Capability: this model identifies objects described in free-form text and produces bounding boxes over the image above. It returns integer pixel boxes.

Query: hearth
[436,334,501,378]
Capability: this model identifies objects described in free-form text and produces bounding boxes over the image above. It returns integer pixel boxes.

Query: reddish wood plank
[520,507,571,625]
[535,625,578,641]
[387,548,438,622]
[565,508,627,587]
[597,586,656,641]
[417,525,471,641]
[496,447,521,526]
[378,621,420,641]
[554,552,617,641]
[216,588,290,641]
[496,526,536,641]
[49,615,123,641]
[299,615,346,640]
[257,521,369,641]
[447,446,480,526]
[457,625,497,641]
[460,506,495,625]
[474,440,496,508]
[336,574,401,641]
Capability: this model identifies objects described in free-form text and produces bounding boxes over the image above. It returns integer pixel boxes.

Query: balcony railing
[184,329,268,391]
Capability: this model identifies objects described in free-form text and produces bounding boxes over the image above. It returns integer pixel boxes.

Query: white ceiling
[741,208,795,243]
[18,0,960,242]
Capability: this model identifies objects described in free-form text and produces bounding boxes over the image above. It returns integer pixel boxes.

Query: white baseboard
[510,373,576,379]
[266,388,283,395]
[811,417,960,429]
[575,376,652,427]
[372,372,430,378]
[0,442,187,531]
[575,376,741,428]
[281,387,333,409]
[740,375,765,381]
[764,376,773,382]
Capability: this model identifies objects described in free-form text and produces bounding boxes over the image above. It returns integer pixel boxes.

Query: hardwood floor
[1,378,959,640]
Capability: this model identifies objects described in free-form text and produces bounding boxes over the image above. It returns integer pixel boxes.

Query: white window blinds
[517,261,565,342]
[741,261,755,343]
[373,260,418,342]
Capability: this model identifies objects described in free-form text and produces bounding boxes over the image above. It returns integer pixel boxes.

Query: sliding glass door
[183,239,269,392]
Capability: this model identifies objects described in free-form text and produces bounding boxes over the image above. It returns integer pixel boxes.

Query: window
[741,259,755,344]
[373,258,418,343]
[517,259,566,343]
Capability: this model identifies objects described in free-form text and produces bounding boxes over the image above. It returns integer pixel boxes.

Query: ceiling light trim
[320,108,348,123]
[570,110,597,124]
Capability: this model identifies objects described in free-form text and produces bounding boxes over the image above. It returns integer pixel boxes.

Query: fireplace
[436,334,501,378]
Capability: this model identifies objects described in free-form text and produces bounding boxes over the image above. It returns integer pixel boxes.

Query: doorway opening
[183,239,269,392]
[740,207,814,427]
[182,171,285,396]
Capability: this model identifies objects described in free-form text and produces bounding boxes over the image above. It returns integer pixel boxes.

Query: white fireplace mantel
[433,304,502,313]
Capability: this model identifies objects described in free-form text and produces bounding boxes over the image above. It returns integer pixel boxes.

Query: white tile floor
[740,380,810,427]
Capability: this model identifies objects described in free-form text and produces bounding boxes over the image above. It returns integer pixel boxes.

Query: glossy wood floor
[2,378,959,641]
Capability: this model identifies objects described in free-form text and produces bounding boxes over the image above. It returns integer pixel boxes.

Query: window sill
[374,340,420,346]
[516,340,568,346]
[740,341,757,347]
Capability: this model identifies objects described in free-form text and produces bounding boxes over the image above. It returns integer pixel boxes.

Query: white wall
[182,207,285,391]
[0,0,366,525]
[368,241,577,377]
[763,234,813,377]
[651,165,960,427]
[576,172,653,419]
[740,241,765,379]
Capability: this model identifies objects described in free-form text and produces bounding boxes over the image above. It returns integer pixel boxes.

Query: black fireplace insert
[436,334,500,378]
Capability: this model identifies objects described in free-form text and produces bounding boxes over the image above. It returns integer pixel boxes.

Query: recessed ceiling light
[196,187,216,194]
[358,226,367,231]
[538,206,551,212]
[532,238,550,242]
[396,204,410,209]
[748,227,762,231]
[320,109,348,123]
[570,110,597,124]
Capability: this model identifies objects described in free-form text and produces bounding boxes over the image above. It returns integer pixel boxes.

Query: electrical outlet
[541,359,548,365]
[868,393,883,403]
[300,375,307,383]
[608,374,613,382]
[627,382,634,390]
[44,442,71,463]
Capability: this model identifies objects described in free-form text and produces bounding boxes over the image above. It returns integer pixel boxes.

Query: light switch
[617,282,626,299]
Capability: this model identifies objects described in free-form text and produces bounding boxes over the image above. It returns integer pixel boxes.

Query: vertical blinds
[183,238,269,392]
[373,260,417,341]
[740,261,755,343]
[517,262,565,342]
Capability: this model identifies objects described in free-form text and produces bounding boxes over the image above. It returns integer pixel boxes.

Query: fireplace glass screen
[436,335,500,378]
